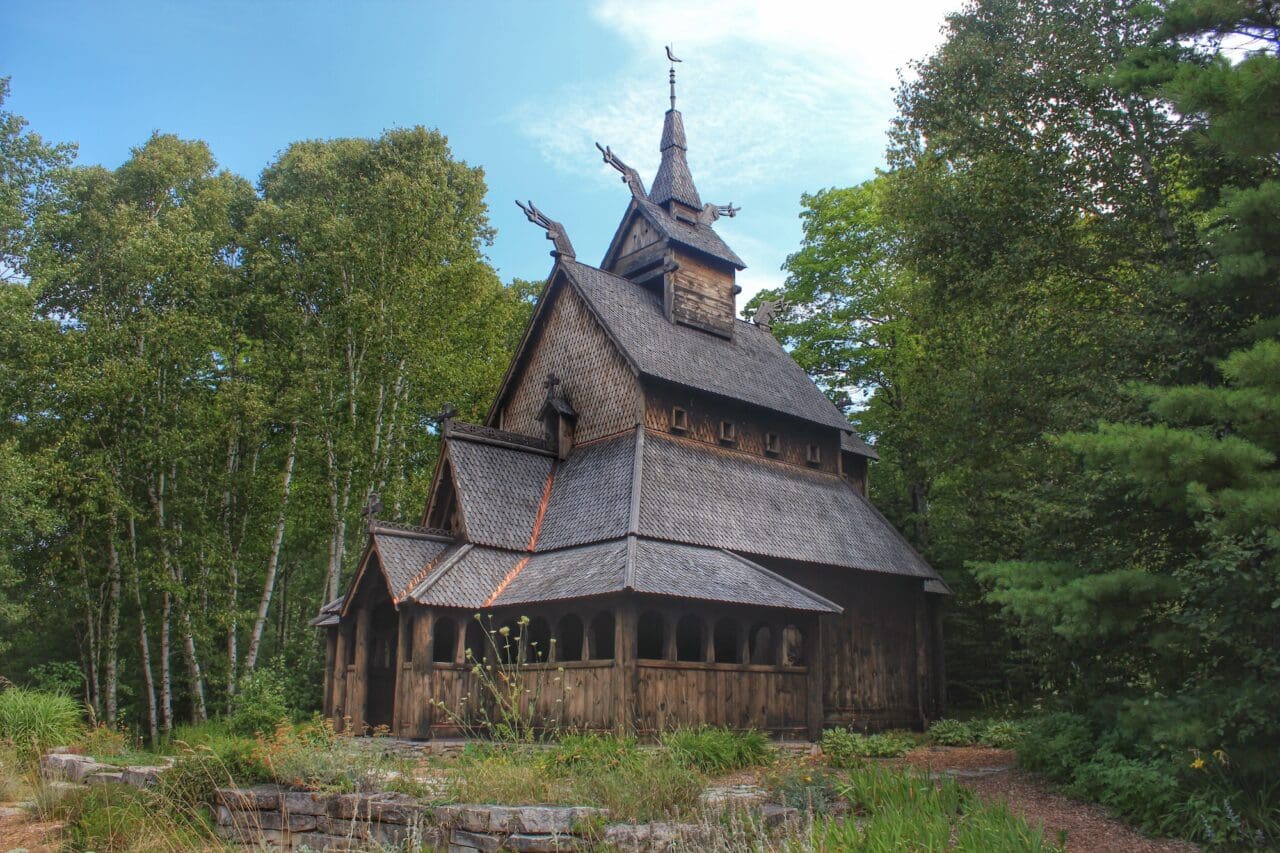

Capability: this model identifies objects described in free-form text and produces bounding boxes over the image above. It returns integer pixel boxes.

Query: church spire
[649,46,703,211]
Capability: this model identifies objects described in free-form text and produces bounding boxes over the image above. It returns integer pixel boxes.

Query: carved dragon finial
[515,200,576,259]
[698,202,741,225]
[362,492,384,529]
[753,296,788,330]
[595,142,647,199]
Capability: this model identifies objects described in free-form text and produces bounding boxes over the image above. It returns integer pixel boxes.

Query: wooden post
[393,610,412,735]
[615,601,636,736]
[413,609,434,738]
[805,615,824,742]
[914,591,929,727]
[322,627,337,718]
[332,624,350,731]
[932,598,946,719]
[350,606,372,734]
[663,611,677,661]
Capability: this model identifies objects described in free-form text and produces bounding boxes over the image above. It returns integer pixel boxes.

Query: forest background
[1,0,1276,841]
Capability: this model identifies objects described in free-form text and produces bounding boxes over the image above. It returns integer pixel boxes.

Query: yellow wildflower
[1190,757,1205,770]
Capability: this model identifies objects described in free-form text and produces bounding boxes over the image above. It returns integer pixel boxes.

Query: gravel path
[900,746,1199,853]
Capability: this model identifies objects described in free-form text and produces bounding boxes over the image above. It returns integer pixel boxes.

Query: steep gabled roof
[562,260,852,431]
[650,108,702,210]
[600,197,745,272]
[340,522,455,613]
[447,434,554,550]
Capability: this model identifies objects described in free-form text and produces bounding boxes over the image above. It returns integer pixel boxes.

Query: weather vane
[665,45,682,109]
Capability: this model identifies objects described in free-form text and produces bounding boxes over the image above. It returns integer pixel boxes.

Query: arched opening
[464,618,487,664]
[713,618,740,663]
[432,617,457,664]
[526,617,552,663]
[675,614,704,662]
[636,610,666,659]
[556,614,584,662]
[748,623,774,665]
[588,611,615,660]
[782,624,805,666]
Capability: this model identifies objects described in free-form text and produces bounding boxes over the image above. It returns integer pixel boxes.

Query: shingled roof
[405,536,840,614]
[435,426,939,585]
[630,196,745,269]
[649,108,702,210]
[562,260,853,432]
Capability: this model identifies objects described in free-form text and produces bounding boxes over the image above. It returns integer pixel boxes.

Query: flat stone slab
[214,783,285,810]
[120,765,168,788]
[329,790,431,825]
[603,821,713,850]
[40,753,110,782]
[283,789,337,816]
[699,783,769,807]
[84,771,124,786]
[435,804,608,834]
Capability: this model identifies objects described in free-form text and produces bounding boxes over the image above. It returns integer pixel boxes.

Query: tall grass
[805,763,1064,852]
[661,726,773,773]
[0,687,83,765]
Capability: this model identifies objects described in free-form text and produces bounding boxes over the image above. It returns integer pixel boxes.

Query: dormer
[598,64,745,339]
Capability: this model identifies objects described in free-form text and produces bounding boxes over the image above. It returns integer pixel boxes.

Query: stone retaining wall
[40,750,796,851]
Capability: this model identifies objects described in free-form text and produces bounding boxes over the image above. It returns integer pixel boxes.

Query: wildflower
[1191,757,1205,770]
[499,626,511,637]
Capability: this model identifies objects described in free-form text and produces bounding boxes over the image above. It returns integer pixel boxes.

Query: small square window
[806,444,822,466]
[671,406,689,432]
[719,420,737,445]
[764,433,781,457]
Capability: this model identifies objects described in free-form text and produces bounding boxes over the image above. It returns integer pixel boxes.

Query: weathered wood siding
[664,251,737,338]
[420,662,617,735]
[762,560,942,728]
[500,284,642,443]
[644,380,842,475]
[633,662,808,737]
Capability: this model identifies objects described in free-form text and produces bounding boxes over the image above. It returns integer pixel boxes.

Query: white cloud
[511,0,960,303]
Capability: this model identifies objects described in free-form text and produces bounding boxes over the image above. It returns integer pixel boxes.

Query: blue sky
[3,0,959,302]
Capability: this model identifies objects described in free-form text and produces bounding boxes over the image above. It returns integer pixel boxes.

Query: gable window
[719,420,737,445]
[764,433,781,457]
[806,444,822,466]
[671,406,689,433]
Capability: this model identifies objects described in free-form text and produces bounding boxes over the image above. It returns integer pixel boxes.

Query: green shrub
[1017,712,1094,783]
[927,718,975,746]
[228,668,290,736]
[62,781,217,851]
[1065,750,1181,835]
[820,728,915,766]
[0,687,83,764]
[660,726,772,773]
[767,765,841,815]
[977,719,1028,749]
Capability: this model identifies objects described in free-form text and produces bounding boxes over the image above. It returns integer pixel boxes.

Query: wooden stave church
[313,67,950,741]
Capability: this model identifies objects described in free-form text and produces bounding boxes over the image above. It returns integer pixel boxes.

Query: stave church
[313,56,948,740]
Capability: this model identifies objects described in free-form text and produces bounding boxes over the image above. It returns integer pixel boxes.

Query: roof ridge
[408,543,473,601]
[367,519,454,541]
[446,421,554,456]
[717,548,844,614]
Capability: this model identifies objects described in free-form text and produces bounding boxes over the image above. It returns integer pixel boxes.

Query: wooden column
[332,624,350,731]
[322,627,337,718]
[805,615,825,741]
[932,597,946,719]
[615,602,636,736]
[914,591,929,727]
[413,609,435,738]
[350,606,372,734]
[393,609,412,735]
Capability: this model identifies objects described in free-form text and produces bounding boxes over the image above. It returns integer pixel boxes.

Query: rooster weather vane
[515,200,576,259]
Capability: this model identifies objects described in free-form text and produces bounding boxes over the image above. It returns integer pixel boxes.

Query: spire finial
[665,45,682,110]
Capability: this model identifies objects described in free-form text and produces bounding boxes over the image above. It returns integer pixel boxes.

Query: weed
[927,718,976,746]
[820,727,915,766]
[661,726,773,773]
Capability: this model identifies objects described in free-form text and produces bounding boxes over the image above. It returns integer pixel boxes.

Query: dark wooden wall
[762,558,944,729]
[499,284,641,443]
[643,379,842,476]
[663,251,737,338]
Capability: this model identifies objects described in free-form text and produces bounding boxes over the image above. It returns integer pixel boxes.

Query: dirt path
[900,746,1198,853]
[0,805,62,853]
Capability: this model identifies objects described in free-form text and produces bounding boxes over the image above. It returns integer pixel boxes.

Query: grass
[819,728,916,766]
[804,763,1064,851]
[0,688,84,766]
[661,726,774,773]
[442,735,707,822]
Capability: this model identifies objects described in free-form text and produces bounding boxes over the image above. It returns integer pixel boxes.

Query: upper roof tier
[650,108,702,210]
